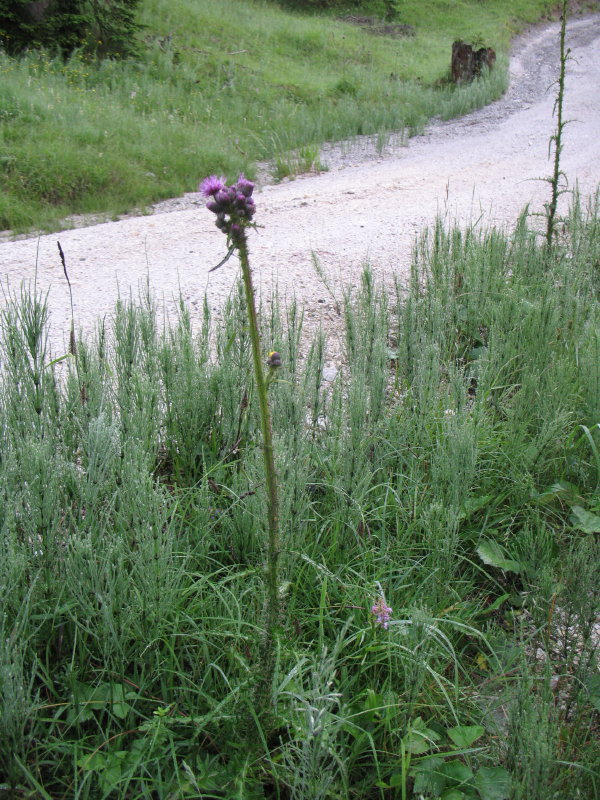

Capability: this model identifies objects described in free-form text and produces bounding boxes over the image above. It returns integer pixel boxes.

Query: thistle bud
[237,174,254,197]
[200,173,258,245]
[267,351,282,368]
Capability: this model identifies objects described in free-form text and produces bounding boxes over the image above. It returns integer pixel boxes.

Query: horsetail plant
[200,174,281,717]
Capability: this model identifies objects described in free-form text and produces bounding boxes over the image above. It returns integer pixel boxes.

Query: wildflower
[200,174,226,198]
[237,173,254,197]
[200,174,256,251]
[371,596,393,629]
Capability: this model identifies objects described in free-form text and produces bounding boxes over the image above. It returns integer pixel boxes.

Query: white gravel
[1,14,599,358]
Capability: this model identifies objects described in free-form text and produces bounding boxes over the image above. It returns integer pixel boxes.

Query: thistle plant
[200,174,281,713]
[545,0,570,248]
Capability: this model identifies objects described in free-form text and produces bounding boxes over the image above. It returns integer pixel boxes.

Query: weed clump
[1,191,599,796]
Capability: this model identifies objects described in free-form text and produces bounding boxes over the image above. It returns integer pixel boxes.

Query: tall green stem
[237,235,281,705]
[546,0,568,249]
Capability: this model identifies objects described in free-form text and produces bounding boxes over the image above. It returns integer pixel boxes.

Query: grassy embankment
[2,1,599,797]
[0,0,561,232]
[1,191,599,796]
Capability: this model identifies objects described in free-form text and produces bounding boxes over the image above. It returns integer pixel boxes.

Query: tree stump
[452,41,496,84]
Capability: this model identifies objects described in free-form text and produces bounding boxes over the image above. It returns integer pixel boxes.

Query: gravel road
[1,14,599,359]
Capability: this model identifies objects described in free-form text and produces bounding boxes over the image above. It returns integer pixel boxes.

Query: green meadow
[1,2,599,798]
[0,0,561,233]
[2,193,599,797]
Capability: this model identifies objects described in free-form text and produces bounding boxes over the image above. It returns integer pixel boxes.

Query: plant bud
[267,351,282,368]
[237,175,254,197]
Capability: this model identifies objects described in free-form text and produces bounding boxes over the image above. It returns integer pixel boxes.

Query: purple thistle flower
[200,175,226,198]
[236,174,254,197]
[371,596,393,630]
[201,173,258,247]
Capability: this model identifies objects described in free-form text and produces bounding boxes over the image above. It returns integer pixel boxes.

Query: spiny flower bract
[201,174,256,244]
[200,175,226,198]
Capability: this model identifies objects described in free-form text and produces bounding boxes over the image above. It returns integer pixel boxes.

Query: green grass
[1,193,599,797]
[0,0,561,232]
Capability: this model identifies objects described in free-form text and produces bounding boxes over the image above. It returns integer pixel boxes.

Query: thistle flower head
[200,174,226,198]
[237,174,254,198]
[371,596,393,629]
[201,174,257,246]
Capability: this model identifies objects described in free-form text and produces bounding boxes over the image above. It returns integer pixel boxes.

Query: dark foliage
[0,0,142,58]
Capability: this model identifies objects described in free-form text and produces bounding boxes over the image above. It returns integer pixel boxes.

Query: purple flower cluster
[371,597,393,630]
[200,174,256,243]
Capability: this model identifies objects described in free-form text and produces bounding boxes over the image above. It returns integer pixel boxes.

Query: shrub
[0,0,142,59]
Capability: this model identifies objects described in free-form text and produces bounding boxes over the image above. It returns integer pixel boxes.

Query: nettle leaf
[403,717,441,754]
[68,682,133,723]
[447,725,485,748]
[531,480,581,505]
[570,505,600,534]
[473,766,511,800]
[442,789,469,800]
[110,685,130,720]
[411,756,446,796]
[476,540,523,573]
[441,759,474,784]
[403,735,434,755]
[77,752,108,771]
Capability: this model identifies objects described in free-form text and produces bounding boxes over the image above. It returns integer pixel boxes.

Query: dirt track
[1,14,599,358]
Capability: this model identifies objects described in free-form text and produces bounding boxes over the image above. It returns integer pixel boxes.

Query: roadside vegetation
[1,188,599,796]
[0,0,564,233]
[1,2,598,798]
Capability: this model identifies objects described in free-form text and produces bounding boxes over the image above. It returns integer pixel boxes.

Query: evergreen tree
[0,0,142,58]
